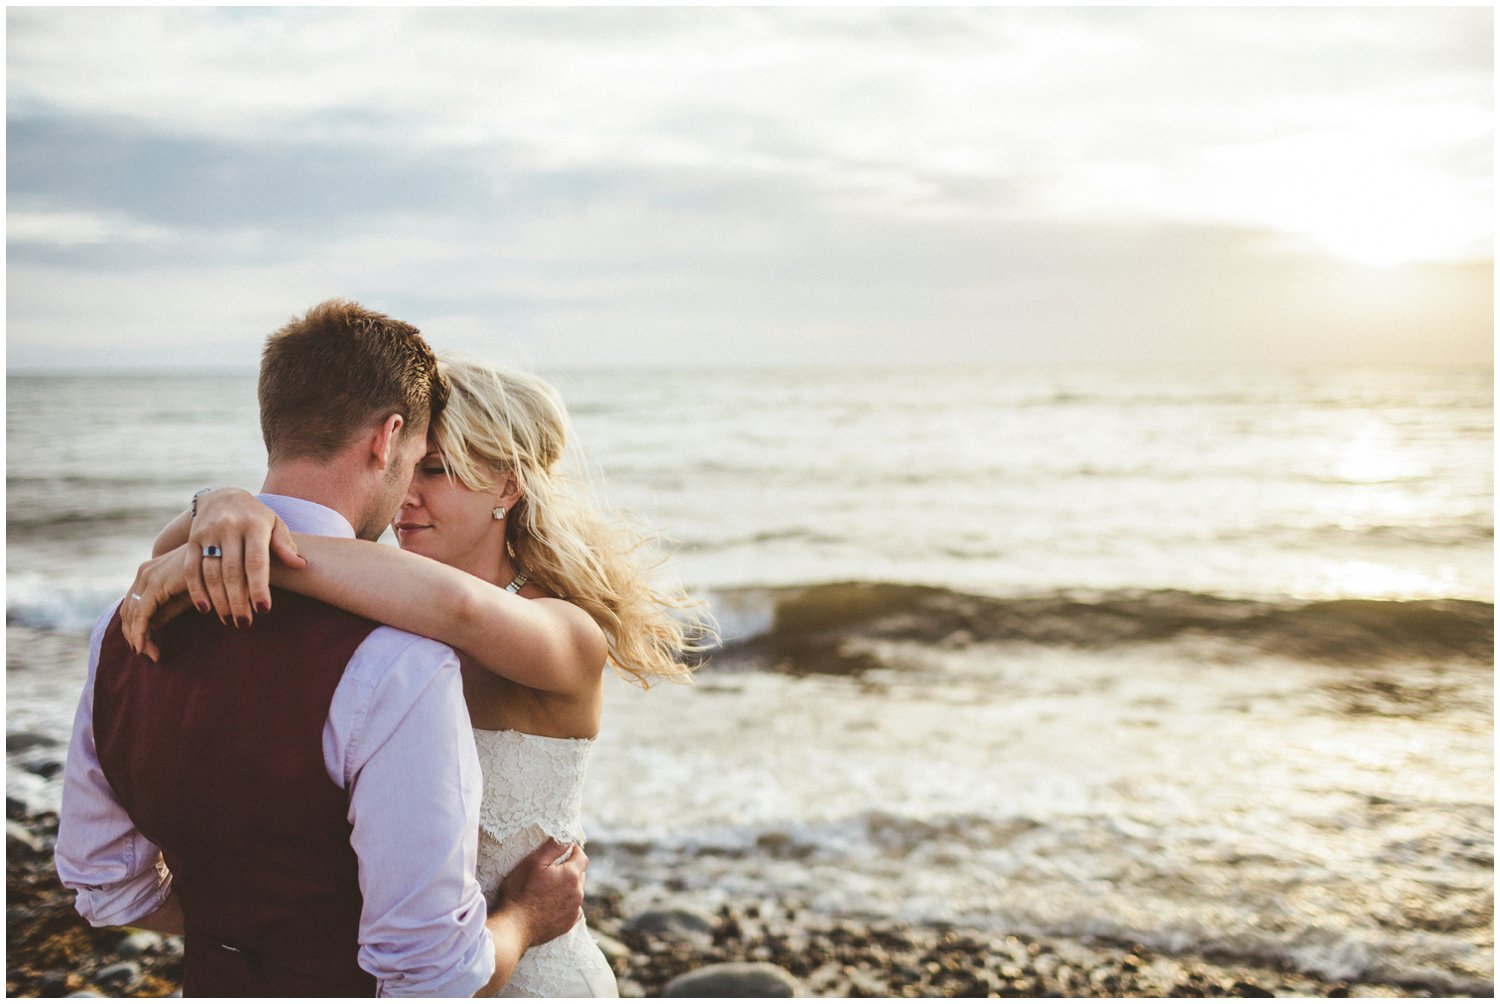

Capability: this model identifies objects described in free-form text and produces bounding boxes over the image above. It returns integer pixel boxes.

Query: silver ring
[202,544,223,559]
[130,593,143,603]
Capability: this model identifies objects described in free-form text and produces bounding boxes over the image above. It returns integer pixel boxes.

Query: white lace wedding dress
[472,727,620,998]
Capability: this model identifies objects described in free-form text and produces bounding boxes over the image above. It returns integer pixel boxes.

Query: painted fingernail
[234,617,250,629]
[197,602,211,614]
[255,601,270,614]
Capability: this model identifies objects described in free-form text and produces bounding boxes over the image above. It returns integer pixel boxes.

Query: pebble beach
[9,806,1410,998]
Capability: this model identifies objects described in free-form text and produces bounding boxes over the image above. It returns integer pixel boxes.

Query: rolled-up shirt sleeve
[54,604,173,927]
[330,629,495,998]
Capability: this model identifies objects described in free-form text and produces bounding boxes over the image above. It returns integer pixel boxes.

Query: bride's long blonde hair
[431,356,714,686]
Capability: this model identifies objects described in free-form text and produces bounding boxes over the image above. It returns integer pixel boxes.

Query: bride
[123,358,713,997]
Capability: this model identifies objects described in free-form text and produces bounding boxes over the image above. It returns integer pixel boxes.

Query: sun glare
[1333,422,1413,483]
[1305,202,1482,269]
[1262,154,1488,269]
[1150,119,1493,271]
[1311,560,1458,600]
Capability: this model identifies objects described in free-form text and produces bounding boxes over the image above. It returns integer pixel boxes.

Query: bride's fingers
[271,518,307,571]
[122,591,144,654]
[138,593,193,663]
[136,596,163,662]
[243,521,274,616]
[132,593,160,651]
[124,586,162,656]
[183,546,212,617]
[122,561,161,653]
[217,536,252,627]
[198,541,233,624]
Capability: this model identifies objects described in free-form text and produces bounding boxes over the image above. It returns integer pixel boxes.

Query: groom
[56,300,585,996]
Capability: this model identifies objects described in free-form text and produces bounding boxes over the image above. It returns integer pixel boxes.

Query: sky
[5,6,1493,372]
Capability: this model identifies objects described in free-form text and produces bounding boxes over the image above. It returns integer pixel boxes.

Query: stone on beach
[622,905,715,946]
[115,931,164,958]
[7,731,59,754]
[7,820,47,858]
[23,755,65,780]
[663,961,803,997]
[7,810,1442,998]
[94,960,141,992]
[591,930,631,962]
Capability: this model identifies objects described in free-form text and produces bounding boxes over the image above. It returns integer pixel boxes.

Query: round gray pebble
[592,931,631,962]
[7,820,45,857]
[664,961,803,997]
[116,931,163,957]
[94,960,141,990]
[622,906,714,944]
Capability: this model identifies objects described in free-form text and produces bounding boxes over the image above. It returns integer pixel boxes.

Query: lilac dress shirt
[55,494,496,997]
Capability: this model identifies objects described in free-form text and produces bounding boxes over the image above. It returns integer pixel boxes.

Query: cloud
[9,199,1491,371]
[6,208,175,246]
[7,115,502,240]
[5,7,1492,370]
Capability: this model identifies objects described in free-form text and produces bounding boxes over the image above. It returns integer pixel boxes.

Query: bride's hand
[186,488,307,627]
[122,544,200,660]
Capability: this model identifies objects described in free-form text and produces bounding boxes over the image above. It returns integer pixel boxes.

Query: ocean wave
[6,576,121,634]
[6,507,171,536]
[709,582,1494,673]
[1220,521,1494,549]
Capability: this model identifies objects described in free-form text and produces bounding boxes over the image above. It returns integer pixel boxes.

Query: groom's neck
[261,457,367,533]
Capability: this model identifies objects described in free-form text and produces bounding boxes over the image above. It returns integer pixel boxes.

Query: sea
[6,364,1493,993]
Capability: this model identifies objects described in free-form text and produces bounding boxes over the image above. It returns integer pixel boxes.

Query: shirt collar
[257,493,357,539]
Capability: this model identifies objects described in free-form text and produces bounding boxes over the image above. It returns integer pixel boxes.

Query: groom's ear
[369,413,406,470]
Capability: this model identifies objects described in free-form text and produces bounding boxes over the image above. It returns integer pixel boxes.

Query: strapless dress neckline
[472,725,596,743]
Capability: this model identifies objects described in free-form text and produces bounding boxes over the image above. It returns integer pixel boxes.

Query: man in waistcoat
[56,300,586,996]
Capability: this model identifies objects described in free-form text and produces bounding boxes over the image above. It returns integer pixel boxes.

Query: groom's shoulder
[344,625,460,700]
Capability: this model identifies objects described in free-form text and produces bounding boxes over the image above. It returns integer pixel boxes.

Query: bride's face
[392,437,508,579]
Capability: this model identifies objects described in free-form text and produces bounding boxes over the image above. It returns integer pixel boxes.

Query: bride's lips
[393,522,431,537]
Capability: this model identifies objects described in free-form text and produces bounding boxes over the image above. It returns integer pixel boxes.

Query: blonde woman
[124,358,711,997]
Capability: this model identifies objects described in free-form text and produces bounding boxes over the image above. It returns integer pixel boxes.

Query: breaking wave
[712,582,1494,673]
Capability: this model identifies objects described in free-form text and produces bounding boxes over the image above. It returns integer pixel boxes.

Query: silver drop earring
[493,506,506,520]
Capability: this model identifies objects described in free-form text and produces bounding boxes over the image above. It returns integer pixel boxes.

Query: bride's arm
[151,510,192,557]
[124,492,606,697]
[269,535,607,696]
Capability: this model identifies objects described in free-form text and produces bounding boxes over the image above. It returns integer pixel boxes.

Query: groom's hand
[476,839,588,995]
[498,838,588,947]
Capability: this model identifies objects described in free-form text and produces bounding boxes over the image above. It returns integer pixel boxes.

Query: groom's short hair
[259,299,449,463]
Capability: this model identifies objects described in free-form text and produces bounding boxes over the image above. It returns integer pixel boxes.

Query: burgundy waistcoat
[93,591,382,997]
